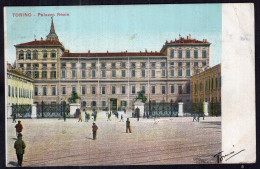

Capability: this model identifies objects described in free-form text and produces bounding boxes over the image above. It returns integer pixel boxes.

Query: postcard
[4,3,255,167]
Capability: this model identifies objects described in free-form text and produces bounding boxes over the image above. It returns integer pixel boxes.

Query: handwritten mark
[214,149,246,162]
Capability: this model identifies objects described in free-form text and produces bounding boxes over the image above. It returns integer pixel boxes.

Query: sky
[5,4,222,66]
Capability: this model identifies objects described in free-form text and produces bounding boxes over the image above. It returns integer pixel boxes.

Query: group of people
[14,120,26,167]
[192,113,205,122]
[78,109,96,122]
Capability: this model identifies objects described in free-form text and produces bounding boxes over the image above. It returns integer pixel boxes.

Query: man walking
[126,118,132,133]
[135,107,140,121]
[120,114,124,122]
[12,112,16,123]
[14,133,26,167]
[92,123,98,140]
[15,121,23,137]
[78,109,82,122]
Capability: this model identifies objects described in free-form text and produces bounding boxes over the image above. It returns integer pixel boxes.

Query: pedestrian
[193,113,197,122]
[120,114,124,122]
[63,111,67,122]
[78,110,82,122]
[83,109,87,122]
[92,109,97,121]
[12,112,16,123]
[124,108,126,114]
[14,133,26,167]
[92,123,98,140]
[135,107,140,121]
[107,112,111,121]
[15,121,23,137]
[126,118,132,133]
[197,113,200,122]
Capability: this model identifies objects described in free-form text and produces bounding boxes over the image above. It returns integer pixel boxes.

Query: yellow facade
[7,66,34,105]
[191,64,221,103]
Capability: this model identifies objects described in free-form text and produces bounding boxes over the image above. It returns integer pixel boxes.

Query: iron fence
[37,101,70,118]
[144,101,178,118]
[12,104,32,118]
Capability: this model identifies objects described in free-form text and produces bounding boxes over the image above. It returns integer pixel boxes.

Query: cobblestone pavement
[6,115,221,167]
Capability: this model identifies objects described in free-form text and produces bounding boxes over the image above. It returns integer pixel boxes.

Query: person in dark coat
[135,107,140,121]
[92,109,97,121]
[120,114,124,122]
[12,113,16,123]
[126,118,132,133]
[15,121,23,137]
[92,123,98,140]
[14,133,26,167]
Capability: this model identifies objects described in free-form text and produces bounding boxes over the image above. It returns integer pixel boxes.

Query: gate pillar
[7,105,12,119]
[178,102,184,117]
[31,104,37,118]
[70,103,81,117]
[203,102,209,116]
[134,100,144,117]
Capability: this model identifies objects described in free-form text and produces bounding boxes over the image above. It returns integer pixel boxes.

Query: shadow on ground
[8,161,17,167]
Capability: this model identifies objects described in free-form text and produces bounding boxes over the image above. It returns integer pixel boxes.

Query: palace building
[15,18,211,111]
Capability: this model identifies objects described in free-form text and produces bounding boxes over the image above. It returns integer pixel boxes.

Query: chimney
[41,37,43,41]
[88,50,90,53]
[187,36,188,39]
[188,34,191,39]
[35,39,37,41]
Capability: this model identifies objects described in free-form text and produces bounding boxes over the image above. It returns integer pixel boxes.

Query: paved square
[6,115,221,167]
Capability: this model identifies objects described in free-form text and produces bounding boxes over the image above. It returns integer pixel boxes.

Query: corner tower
[46,17,59,41]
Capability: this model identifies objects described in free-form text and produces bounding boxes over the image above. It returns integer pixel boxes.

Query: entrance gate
[110,99,117,113]
[37,101,70,118]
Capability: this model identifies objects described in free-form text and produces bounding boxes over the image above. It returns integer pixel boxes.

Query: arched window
[92,101,96,107]
[33,50,38,59]
[19,50,24,60]
[26,50,31,59]
[82,101,87,107]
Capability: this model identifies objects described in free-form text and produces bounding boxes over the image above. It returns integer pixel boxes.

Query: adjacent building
[7,63,34,105]
[15,18,211,111]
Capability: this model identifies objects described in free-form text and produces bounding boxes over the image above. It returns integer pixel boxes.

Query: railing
[144,101,178,118]
[12,104,32,118]
[37,101,70,118]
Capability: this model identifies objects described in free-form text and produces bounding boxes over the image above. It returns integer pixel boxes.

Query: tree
[136,90,147,103]
[68,91,80,103]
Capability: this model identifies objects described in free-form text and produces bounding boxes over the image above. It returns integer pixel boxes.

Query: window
[178,50,182,58]
[62,70,66,78]
[92,101,96,107]
[141,62,146,68]
[19,51,24,60]
[112,70,116,77]
[42,71,47,78]
[102,87,106,94]
[101,63,106,68]
[152,86,155,94]
[194,62,198,67]
[186,84,190,94]
[82,70,86,78]
[151,62,156,67]
[51,71,56,79]
[186,50,190,58]
[102,101,106,107]
[141,86,146,93]
[112,86,116,94]
[82,86,86,95]
[131,62,136,68]
[8,85,11,97]
[122,70,126,77]
[61,63,66,68]
[43,50,47,59]
[122,86,126,94]
[91,62,96,68]
[171,85,175,93]
[81,63,86,69]
[162,69,166,77]
[152,70,156,77]
[92,87,96,94]
[178,62,182,67]
[26,71,32,77]
[162,86,166,94]
[170,62,174,66]
[161,62,166,67]
[15,87,18,97]
[111,62,116,68]
[43,87,47,96]
[27,63,31,68]
[121,101,127,107]
[194,50,198,58]
[170,49,174,58]
[42,63,47,68]
[72,70,76,78]
[20,63,24,68]
[72,86,76,93]
[186,69,191,76]
[121,62,126,68]
[52,87,56,95]
[34,71,39,78]
[62,87,66,95]
[33,50,38,59]
[52,63,56,68]
[51,51,56,58]
[26,51,31,59]
[82,101,87,107]
[171,70,174,77]
[178,69,182,76]
[71,63,76,68]
[178,85,182,94]
[132,70,135,77]
[186,62,190,67]
[102,70,106,78]
[203,62,207,66]
[33,63,39,68]
[202,50,207,58]
[92,70,96,78]
[132,86,136,94]
[142,70,145,77]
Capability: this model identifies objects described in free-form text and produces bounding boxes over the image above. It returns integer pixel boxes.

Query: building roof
[61,51,166,58]
[7,63,33,80]
[15,40,63,47]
